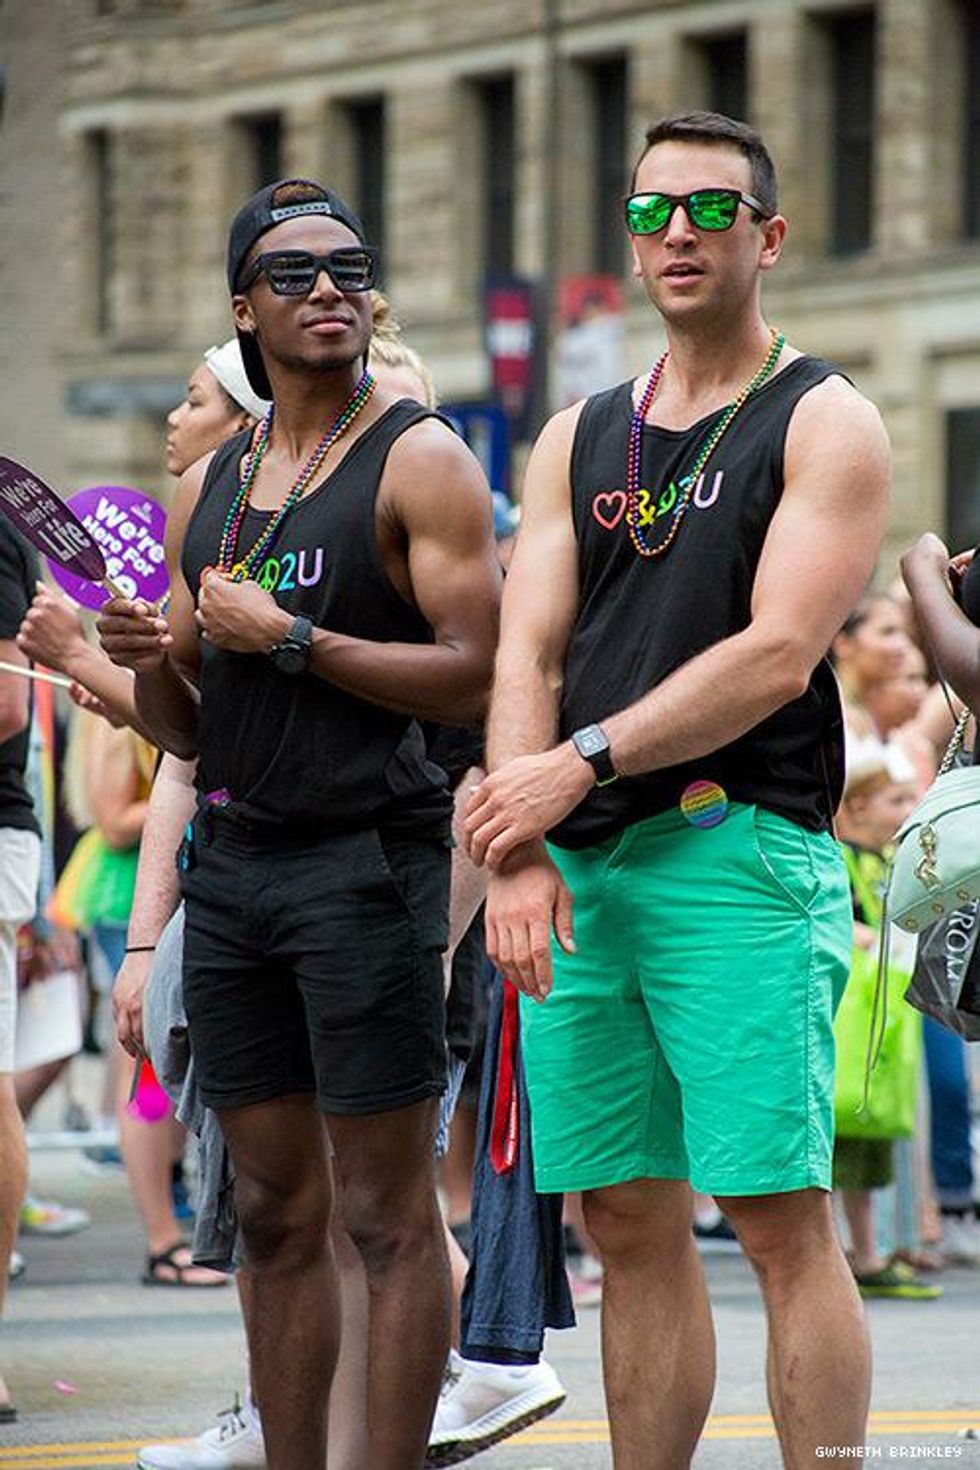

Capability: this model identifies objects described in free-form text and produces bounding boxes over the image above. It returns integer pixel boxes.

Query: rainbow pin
[680,780,729,829]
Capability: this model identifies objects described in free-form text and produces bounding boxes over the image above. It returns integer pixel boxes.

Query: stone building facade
[2,0,979,569]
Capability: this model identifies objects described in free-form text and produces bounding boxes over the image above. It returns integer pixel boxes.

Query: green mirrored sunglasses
[624,188,772,235]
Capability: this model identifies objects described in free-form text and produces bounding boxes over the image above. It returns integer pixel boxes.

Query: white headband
[203,339,270,421]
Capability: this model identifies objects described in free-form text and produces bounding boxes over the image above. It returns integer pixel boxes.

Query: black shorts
[181,811,450,1115]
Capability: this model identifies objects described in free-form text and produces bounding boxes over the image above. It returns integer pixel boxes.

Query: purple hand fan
[0,456,125,598]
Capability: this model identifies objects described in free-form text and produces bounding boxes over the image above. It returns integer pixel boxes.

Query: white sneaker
[19,1195,91,1237]
[137,1397,265,1470]
[940,1212,980,1266]
[426,1350,566,1466]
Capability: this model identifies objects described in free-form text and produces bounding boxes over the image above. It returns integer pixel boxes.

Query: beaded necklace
[216,369,377,581]
[625,328,785,559]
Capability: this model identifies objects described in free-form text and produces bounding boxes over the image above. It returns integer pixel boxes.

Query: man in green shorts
[464,112,891,1467]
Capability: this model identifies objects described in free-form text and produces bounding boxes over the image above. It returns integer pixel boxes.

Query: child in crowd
[833,737,939,1300]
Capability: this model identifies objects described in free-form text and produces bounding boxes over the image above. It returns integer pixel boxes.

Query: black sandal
[141,1240,226,1288]
[0,1403,17,1424]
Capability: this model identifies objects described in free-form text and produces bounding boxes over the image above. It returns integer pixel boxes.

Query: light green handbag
[887,710,980,934]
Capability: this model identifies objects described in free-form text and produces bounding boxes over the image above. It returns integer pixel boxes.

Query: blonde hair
[368,291,438,409]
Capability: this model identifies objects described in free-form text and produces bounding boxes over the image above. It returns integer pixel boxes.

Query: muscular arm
[485,408,582,769]
[467,376,891,869]
[306,426,501,722]
[472,408,583,998]
[98,458,207,758]
[194,420,502,724]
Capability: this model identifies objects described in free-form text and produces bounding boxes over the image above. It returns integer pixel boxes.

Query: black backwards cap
[226,178,367,400]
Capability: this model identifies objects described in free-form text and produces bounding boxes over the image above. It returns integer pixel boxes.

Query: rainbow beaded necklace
[625,328,785,559]
[216,369,377,581]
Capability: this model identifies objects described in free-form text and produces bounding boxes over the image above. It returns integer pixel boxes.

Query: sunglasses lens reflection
[328,250,377,291]
[265,254,317,294]
[689,191,739,229]
[627,196,672,234]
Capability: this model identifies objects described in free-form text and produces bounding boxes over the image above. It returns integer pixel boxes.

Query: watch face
[578,727,607,757]
[272,642,307,675]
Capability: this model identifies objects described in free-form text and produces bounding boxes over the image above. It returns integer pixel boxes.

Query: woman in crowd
[902,534,980,1264]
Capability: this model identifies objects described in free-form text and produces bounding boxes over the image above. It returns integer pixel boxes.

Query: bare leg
[0,1073,27,1408]
[839,1189,885,1275]
[582,1179,715,1470]
[15,1057,70,1120]
[115,1045,222,1282]
[236,1192,370,1470]
[445,1218,468,1347]
[439,1101,476,1230]
[563,1190,600,1256]
[220,1094,339,1470]
[720,1189,870,1469]
[325,1213,370,1470]
[331,1099,450,1470]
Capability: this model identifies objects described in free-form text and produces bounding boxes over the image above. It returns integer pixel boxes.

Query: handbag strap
[938,706,971,776]
[863,893,891,1115]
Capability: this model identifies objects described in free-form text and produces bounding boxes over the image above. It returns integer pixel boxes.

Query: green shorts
[521,803,851,1197]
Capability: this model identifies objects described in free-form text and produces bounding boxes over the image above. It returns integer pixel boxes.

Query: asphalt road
[4,1140,980,1469]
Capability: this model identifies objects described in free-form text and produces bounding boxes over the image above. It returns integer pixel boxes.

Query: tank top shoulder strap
[196,426,252,509]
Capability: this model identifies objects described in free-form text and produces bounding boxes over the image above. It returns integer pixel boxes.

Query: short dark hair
[630,111,778,217]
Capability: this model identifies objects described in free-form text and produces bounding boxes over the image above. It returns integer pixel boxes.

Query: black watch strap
[269,615,313,672]
[571,723,618,787]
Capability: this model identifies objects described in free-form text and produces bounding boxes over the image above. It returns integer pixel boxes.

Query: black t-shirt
[551,357,846,849]
[182,403,452,838]
[0,522,40,834]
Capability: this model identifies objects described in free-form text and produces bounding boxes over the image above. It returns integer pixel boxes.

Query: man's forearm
[601,624,808,778]
[308,630,492,725]
[126,755,196,946]
[485,653,561,771]
[134,659,201,759]
[905,568,980,713]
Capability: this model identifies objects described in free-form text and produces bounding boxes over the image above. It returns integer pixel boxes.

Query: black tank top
[182,401,451,836]
[551,356,845,849]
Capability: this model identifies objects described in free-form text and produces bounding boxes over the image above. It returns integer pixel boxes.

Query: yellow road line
[3,1412,978,1464]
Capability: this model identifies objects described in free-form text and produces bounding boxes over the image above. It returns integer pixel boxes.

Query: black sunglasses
[239,246,381,296]
[624,188,772,235]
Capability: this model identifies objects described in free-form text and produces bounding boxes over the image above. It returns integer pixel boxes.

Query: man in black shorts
[98,178,500,1470]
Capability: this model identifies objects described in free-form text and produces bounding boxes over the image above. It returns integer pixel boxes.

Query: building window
[964,4,980,238]
[241,112,283,190]
[586,56,628,275]
[701,31,748,121]
[477,75,516,278]
[947,409,980,550]
[345,97,386,256]
[89,129,115,335]
[826,8,876,256]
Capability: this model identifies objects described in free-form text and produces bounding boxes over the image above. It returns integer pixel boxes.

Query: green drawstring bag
[834,846,922,1141]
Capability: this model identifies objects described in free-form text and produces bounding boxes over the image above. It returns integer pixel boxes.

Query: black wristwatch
[571,723,619,787]
[268,615,313,675]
